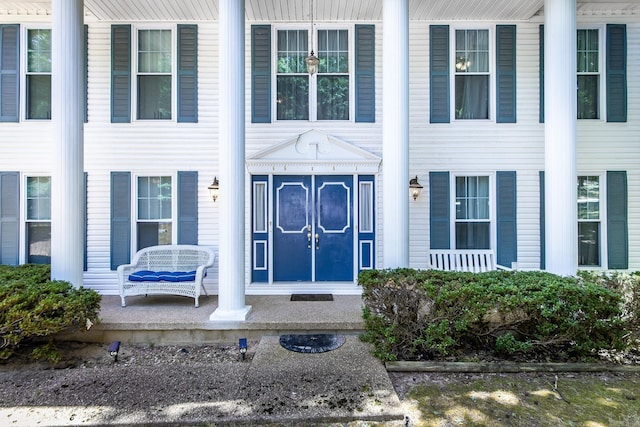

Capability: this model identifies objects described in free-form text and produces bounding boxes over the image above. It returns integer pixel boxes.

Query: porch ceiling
[0,0,637,21]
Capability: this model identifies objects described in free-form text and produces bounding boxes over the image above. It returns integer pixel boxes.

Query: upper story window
[454,175,491,249]
[136,29,172,120]
[577,29,600,119]
[25,176,51,264]
[454,29,490,120]
[25,28,51,120]
[276,28,350,121]
[136,176,173,250]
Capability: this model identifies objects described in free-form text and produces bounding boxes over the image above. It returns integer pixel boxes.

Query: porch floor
[68,294,366,345]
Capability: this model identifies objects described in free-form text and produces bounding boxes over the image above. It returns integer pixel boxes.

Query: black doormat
[279,334,346,353]
[290,293,334,302]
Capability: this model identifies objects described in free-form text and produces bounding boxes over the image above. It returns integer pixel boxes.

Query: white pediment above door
[246,129,381,174]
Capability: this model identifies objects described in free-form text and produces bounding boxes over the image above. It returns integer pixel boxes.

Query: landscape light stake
[239,338,247,361]
[109,341,121,362]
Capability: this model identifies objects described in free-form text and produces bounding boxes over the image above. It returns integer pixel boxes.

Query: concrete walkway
[0,336,405,426]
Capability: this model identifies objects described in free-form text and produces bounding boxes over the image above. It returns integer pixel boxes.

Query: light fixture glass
[409,176,423,201]
[208,177,219,202]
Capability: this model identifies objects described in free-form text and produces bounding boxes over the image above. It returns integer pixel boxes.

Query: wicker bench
[117,245,216,308]
[428,249,508,273]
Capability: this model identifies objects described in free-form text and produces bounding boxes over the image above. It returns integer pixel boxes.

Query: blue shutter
[539,25,544,124]
[0,172,19,265]
[111,25,131,123]
[0,24,19,123]
[496,25,516,123]
[496,171,517,268]
[607,171,628,269]
[355,24,375,123]
[84,24,88,123]
[177,25,198,123]
[110,172,131,270]
[429,171,450,249]
[539,171,545,269]
[606,24,626,123]
[177,171,198,245]
[84,172,88,271]
[430,25,450,123]
[251,25,271,123]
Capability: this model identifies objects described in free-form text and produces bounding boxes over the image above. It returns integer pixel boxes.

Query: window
[137,29,172,120]
[136,176,173,250]
[577,29,600,119]
[359,181,373,233]
[455,176,490,249]
[26,28,51,120]
[455,29,489,120]
[276,28,350,121]
[25,176,51,263]
[253,181,267,233]
[578,175,601,266]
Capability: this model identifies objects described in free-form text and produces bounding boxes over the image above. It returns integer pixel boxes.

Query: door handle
[315,233,319,249]
[307,225,312,249]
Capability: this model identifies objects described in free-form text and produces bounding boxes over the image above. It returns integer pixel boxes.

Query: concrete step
[63,294,366,345]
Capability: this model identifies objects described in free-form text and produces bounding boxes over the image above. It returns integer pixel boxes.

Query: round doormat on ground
[279,334,346,353]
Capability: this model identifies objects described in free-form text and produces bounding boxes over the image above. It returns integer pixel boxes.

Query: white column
[382,0,410,268]
[544,0,577,276]
[51,0,84,287]
[211,0,252,321]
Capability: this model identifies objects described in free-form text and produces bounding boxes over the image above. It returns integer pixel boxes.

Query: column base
[209,305,253,322]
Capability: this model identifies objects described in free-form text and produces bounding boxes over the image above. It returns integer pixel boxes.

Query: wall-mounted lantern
[409,176,423,201]
[208,177,219,202]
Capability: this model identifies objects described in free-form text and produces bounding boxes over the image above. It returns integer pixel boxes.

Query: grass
[406,372,640,427]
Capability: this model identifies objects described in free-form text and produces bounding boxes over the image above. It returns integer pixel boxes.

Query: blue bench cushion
[129,270,198,282]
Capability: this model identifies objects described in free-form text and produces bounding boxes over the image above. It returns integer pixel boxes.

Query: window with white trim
[276,27,350,121]
[454,175,491,249]
[454,29,490,120]
[359,181,373,233]
[136,176,173,250]
[578,175,602,266]
[25,28,51,120]
[136,28,173,120]
[577,29,600,119]
[25,176,51,263]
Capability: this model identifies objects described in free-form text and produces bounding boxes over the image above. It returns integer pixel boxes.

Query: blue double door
[273,175,353,282]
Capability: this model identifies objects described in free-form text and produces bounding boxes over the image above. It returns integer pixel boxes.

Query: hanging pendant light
[305,0,320,74]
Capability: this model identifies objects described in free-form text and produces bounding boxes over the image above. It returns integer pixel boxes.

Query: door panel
[273,176,312,281]
[315,176,353,281]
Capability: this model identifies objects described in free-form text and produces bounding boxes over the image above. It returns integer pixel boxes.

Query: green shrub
[359,269,628,361]
[0,264,101,361]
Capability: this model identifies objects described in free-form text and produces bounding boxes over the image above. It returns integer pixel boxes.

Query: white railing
[428,249,512,273]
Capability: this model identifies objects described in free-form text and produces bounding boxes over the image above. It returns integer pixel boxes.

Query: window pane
[137,222,172,250]
[577,75,599,119]
[455,29,489,73]
[577,29,598,73]
[27,29,51,73]
[253,182,267,233]
[578,222,600,266]
[455,222,490,249]
[455,75,489,119]
[577,176,600,220]
[137,75,172,119]
[317,76,349,120]
[138,176,172,220]
[138,29,172,73]
[318,30,348,74]
[26,177,51,220]
[27,223,51,264]
[456,176,489,220]
[277,30,308,74]
[277,76,309,120]
[26,75,51,120]
[359,182,373,233]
